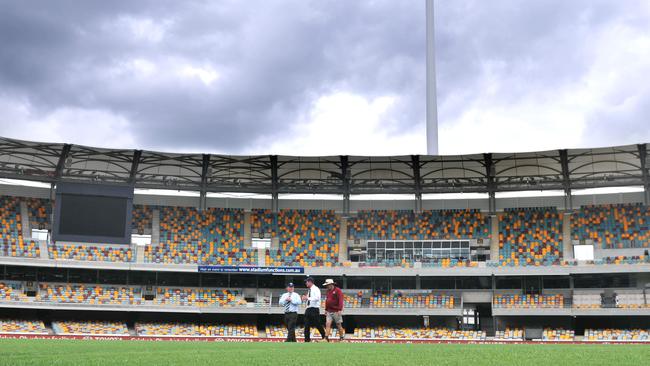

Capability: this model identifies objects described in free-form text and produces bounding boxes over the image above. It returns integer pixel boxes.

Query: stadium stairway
[244,211,252,247]
[339,215,348,262]
[490,214,499,261]
[481,317,495,337]
[563,213,573,260]
[19,201,30,240]
[128,326,137,336]
[151,208,160,246]
[136,244,145,263]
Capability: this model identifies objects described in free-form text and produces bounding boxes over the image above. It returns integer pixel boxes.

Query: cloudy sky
[1,0,649,156]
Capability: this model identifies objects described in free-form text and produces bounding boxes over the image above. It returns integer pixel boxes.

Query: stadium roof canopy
[0,137,648,206]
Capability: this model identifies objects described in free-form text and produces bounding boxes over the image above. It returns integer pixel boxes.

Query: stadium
[0,136,649,364]
[2,1,650,365]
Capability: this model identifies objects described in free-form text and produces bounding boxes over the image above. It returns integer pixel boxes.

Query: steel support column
[484,153,496,214]
[128,150,142,185]
[411,155,423,213]
[340,156,351,217]
[639,144,649,205]
[270,155,279,213]
[559,149,573,210]
[54,144,72,180]
[199,154,210,211]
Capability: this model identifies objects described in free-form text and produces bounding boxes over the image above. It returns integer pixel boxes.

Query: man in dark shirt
[323,279,345,340]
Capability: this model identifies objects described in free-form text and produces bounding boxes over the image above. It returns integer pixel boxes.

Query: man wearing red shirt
[323,278,345,340]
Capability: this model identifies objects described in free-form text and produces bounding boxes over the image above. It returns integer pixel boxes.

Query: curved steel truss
[0,137,648,206]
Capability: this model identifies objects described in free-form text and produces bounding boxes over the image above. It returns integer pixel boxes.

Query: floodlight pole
[426,0,439,155]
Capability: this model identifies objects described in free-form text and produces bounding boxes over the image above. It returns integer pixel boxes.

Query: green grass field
[0,339,649,366]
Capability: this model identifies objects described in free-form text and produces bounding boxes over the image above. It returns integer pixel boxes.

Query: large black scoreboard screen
[52,182,133,244]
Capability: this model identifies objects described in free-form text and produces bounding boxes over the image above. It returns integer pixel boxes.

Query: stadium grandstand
[0,137,649,343]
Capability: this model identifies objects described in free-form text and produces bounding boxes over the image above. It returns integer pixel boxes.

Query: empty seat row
[136,322,257,337]
[494,328,524,340]
[0,319,47,334]
[493,294,565,308]
[572,204,650,249]
[145,207,256,265]
[348,209,490,241]
[52,320,129,335]
[48,244,133,262]
[542,328,574,341]
[38,283,142,305]
[266,210,340,267]
[499,207,563,266]
[352,326,486,340]
[584,329,649,341]
[154,287,246,307]
[369,293,455,309]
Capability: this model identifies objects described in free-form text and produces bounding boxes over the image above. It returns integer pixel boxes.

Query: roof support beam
[483,153,496,215]
[411,155,422,213]
[270,155,279,213]
[340,156,351,217]
[199,154,210,211]
[639,144,649,205]
[54,144,72,180]
[559,149,573,210]
[128,150,142,185]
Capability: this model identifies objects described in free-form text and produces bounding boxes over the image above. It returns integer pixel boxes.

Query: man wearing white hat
[323,278,345,341]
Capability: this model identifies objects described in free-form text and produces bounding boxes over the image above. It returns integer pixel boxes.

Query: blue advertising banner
[197,265,305,274]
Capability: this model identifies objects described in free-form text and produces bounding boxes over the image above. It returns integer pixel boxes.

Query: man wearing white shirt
[301,277,328,342]
[278,282,301,342]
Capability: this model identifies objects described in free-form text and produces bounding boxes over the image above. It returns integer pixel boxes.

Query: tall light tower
[426,0,439,155]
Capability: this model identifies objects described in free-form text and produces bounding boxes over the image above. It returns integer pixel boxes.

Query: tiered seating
[48,243,133,262]
[265,325,339,339]
[25,197,51,230]
[498,208,563,266]
[0,196,40,258]
[0,319,48,334]
[421,259,479,268]
[39,283,142,305]
[0,282,28,302]
[52,320,128,335]
[344,293,362,308]
[615,292,648,308]
[145,207,256,265]
[266,210,339,267]
[542,328,574,341]
[369,293,455,309]
[584,329,650,341]
[572,204,650,248]
[132,205,153,234]
[153,287,247,307]
[363,258,479,269]
[251,209,277,236]
[593,256,650,265]
[494,328,524,340]
[136,322,257,337]
[351,327,485,340]
[493,294,564,308]
[348,209,490,240]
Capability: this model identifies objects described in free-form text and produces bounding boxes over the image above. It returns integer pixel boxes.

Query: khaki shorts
[326,311,343,324]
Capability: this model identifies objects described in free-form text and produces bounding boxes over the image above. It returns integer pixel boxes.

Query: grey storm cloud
[0,0,648,154]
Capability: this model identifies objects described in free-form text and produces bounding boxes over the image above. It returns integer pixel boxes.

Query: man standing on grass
[278,282,301,342]
[323,279,345,341]
[301,277,328,342]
